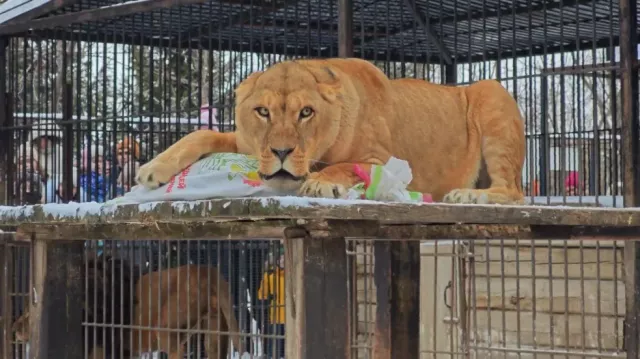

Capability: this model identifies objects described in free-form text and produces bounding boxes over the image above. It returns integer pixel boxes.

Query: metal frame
[0,0,628,64]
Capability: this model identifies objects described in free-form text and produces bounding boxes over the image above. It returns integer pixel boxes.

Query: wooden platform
[0,197,640,241]
[1,197,639,359]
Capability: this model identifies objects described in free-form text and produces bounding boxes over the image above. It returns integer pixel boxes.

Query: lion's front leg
[136,131,238,189]
[299,163,372,199]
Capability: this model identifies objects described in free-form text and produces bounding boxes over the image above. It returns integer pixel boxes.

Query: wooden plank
[284,226,350,359]
[19,220,297,241]
[11,221,640,244]
[373,240,420,359]
[4,199,640,229]
[28,239,83,359]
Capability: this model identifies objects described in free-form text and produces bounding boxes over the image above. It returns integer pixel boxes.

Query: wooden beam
[5,199,640,229]
[284,225,351,359]
[619,0,640,356]
[373,240,420,358]
[18,219,380,241]
[18,220,640,243]
[28,239,83,359]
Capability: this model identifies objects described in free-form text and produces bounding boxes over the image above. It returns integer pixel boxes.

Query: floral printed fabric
[107,153,287,205]
[107,153,432,205]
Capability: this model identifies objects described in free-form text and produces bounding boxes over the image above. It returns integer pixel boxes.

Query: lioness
[136,57,525,204]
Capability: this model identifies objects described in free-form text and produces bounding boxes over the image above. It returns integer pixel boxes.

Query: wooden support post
[28,239,83,359]
[284,226,351,359]
[373,240,420,358]
[620,0,640,356]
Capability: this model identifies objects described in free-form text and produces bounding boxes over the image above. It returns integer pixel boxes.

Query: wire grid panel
[349,238,626,359]
[347,239,375,359]
[90,238,286,359]
[7,238,285,359]
[466,239,625,359]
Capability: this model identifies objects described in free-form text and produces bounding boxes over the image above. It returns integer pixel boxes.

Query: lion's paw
[135,159,180,190]
[443,189,490,204]
[298,179,348,199]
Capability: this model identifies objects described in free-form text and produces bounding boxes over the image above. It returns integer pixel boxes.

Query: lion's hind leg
[443,80,525,205]
[442,139,525,205]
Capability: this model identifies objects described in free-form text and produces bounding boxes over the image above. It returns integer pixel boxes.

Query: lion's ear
[235,71,263,105]
[305,66,342,103]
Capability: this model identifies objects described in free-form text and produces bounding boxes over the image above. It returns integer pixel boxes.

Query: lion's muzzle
[258,144,309,191]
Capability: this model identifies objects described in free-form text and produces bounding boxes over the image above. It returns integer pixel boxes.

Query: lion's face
[234,62,343,191]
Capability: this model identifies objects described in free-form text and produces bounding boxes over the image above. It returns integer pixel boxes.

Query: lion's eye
[299,107,314,120]
[255,107,270,118]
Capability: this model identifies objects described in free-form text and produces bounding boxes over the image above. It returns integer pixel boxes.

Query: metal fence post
[0,37,8,206]
[0,238,10,359]
[338,0,353,57]
[619,0,640,356]
[61,83,74,203]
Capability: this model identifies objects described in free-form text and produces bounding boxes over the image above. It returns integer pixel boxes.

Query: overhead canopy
[0,0,631,64]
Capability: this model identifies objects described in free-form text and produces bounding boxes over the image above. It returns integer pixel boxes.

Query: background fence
[0,0,634,206]
[0,0,638,357]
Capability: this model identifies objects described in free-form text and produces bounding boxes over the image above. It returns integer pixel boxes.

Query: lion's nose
[271,147,294,162]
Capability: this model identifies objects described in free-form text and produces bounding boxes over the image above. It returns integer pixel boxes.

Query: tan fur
[11,310,29,342]
[130,264,241,359]
[136,57,525,204]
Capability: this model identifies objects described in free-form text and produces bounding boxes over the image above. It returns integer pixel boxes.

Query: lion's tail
[212,270,242,353]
